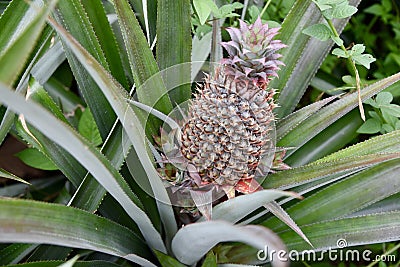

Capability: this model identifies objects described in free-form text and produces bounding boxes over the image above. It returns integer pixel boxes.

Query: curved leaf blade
[0,84,166,253]
[171,221,287,266]
[48,17,177,242]
[0,198,155,267]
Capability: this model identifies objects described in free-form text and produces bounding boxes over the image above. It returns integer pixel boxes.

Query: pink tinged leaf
[243,66,254,76]
[222,185,236,199]
[187,164,201,186]
[235,178,262,194]
[226,27,242,43]
[190,189,213,220]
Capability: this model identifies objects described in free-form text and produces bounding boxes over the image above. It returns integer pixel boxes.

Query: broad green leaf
[352,53,376,69]
[48,18,177,243]
[80,0,129,89]
[263,159,400,232]
[272,0,361,117]
[16,148,58,171]
[54,0,116,140]
[171,221,287,266]
[153,250,186,267]
[285,109,363,166]
[376,91,393,104]
[263,153,400,190]
[156,0,191,104]
[111,0,173,113]
[276,95,337,141]
[0,85,166,253]
[302,23,332,41]
[323,2,357,19]
[0,244,38,265]
[316,130,400,162]
[0,198,155,266]
[280,212,400,251]
[332,47,348,58]
[357,118,381,134]
[278,72,400,156]
[0,0,58,86]
[0,168,30,184]
[31,41,66,85]
[224,212,400,263]
[193,0,218,25]
[78,108,103,146]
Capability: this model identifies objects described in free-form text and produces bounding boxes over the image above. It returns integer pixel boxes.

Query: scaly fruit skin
[180,69,275,191]
[178,18,286,197]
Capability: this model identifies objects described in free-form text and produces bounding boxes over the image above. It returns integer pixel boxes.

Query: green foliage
[0,0,399,266]
[358,92,400,134]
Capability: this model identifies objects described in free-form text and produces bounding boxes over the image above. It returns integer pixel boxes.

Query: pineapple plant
[159,18,286,216]
[0,0,400,266]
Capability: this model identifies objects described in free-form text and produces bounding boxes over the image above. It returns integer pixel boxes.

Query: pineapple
[160,18,286,217]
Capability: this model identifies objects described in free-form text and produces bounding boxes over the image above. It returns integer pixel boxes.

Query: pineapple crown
[220,17,286,87]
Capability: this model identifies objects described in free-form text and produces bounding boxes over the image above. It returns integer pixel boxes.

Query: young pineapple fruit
[178,18,286,198]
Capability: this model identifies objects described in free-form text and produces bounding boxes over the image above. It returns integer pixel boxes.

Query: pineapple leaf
[263,158,400,233]
[280,212,400,251]
[48,17,178,242]
[276,95,338,141]
[278,72,400,156]
[264,153,400,190]
[202,190,299,223]
[226,212,400,261]
[156,0,192,104]
[54,0,117,139]
[0,198,155,266]
[272,0,361,117]
[0,0,57,86]
[0,244,37,265]
[171,221,287,266]
[0,84,166,253]
[315,129,400,162]
[0,168,30,185]
[112,0,173,113]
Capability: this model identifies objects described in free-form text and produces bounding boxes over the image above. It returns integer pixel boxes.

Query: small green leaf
[350,44,366,55]
[78,108,103,146]
[331,35,343,46]
[364,4,384,16]
[382,104,400,117]
[332,48,348,58]
[376,92,393,105]
[329,2,357,19]
[303,23,332,41]
[382,124,395,133]
[193,0,218,25]
[16,148,59,171]
[352,53,376,69]
[357,118,381,134]
[0,168,30,184]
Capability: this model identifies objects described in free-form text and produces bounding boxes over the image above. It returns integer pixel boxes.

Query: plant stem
[260,0,272,18]
[327,19,366,121]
